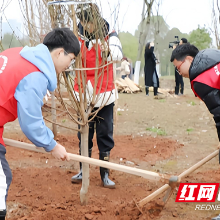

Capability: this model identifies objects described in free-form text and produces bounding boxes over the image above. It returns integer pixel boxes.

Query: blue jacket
[14,44,57,152]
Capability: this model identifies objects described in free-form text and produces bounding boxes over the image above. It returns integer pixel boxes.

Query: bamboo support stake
[136,149,219,209]
[3,138,168,182]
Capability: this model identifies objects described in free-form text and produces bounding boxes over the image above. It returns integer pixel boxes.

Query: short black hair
[43,28,80,56]
[181,38,188,43]
[170,43,199,62]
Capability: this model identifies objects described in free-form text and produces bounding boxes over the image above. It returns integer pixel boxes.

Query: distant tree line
[1,16,212,77]
[0,33,29,51]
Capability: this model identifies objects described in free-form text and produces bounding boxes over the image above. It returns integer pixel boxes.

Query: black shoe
[100,168,115,188]
[99,152,115,189]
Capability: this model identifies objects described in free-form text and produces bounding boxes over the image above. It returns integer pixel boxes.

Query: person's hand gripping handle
[51,143,70,161]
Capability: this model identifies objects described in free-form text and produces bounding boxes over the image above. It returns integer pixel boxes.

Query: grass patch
[117,111,122,116]
[159,99,166,103]
[186,128,193,134]
[146,127,167,136]
[187,101,196,106]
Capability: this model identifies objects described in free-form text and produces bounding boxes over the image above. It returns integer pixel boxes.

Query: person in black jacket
[144,42,159,96]
[171,43,220,220]
[174,38,188,95]
[170,43,220,143]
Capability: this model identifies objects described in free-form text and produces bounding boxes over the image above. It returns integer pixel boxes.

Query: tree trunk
[136,0,146,61]
[24,0,34,46]
[50,8,58,139]
[136,24,150,61]
[212,0,220,49]
[80,124,89,205]
[51,92,57,139]
[136,0,154,61]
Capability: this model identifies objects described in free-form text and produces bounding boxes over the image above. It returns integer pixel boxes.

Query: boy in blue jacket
[0,28,80,220]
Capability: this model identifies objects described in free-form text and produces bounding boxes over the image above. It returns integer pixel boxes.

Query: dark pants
[175,69,184,95]
[78,103,114,153]
[0,144,12,219]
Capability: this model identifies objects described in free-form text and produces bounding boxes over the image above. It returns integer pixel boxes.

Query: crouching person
[171,42,220,220]
[0,28,80,219]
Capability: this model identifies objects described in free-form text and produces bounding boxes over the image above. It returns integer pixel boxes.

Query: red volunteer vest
[74,38,114,93]
[191,63,220,99]
[0,47,40,146]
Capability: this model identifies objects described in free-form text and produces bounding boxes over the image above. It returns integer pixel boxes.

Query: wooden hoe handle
[4,138,168,182]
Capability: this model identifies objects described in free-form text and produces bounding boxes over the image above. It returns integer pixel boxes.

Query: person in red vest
[171,43,220,220]
[171,43,220,144]
[71,3,123,188]
[0,28,80,220]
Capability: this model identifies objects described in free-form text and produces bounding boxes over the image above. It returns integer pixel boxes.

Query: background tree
[137,0,155,61]
[135,15,169,57]
[188,25,212,50]
[119,31,139,65]
[1,33,24,49]
[119,26,189,76]
[212,0,220,49]
[135,16,168,40]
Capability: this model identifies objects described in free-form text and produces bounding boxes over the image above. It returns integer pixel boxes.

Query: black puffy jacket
[190,49,220,141]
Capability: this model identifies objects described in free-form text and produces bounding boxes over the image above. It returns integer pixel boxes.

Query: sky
[98,0,213,35]
[1,0,214,37]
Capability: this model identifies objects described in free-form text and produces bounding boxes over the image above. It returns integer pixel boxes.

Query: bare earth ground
[3,76,220,220]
